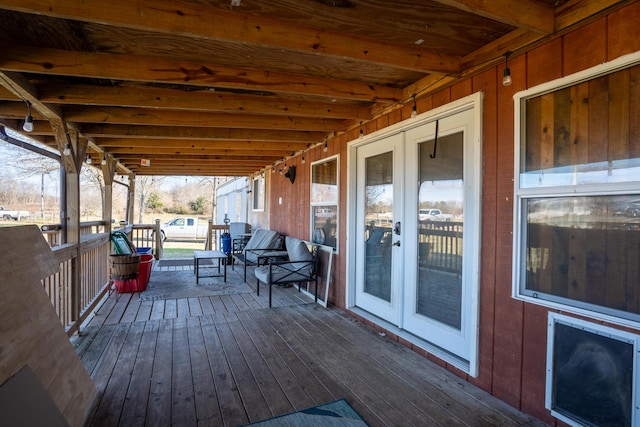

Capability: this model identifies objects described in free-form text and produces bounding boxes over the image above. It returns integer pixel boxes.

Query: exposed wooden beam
[116,156,277,164]
[0,0,461,74]
[460,1,628,74]
[433,0,554,34]
[94,138,309,151]
[38,84,372,119]
[107,147,299,156]
[555,0,628,30]
[0,43,402,104]
[128,167,260,176]
[80,124,325,143]
[62,106,349,131]
[0,70,80,171]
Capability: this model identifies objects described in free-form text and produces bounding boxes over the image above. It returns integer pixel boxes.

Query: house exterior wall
[267,3,640,424]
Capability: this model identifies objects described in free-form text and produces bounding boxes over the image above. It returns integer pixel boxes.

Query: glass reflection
[523,194,640,318]
[364,152,393,302]
[417,132,464,329]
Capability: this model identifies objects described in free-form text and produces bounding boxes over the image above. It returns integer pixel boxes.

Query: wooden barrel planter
[109,254,141,280]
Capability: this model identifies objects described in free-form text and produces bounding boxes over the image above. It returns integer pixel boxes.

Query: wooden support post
[101,155,116,234]
[206,219,213,250]
[154,218,162,259]
[127,173,135,224]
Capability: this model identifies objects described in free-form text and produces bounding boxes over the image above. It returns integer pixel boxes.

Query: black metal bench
[254,237,320,307]
[231,229,283,281]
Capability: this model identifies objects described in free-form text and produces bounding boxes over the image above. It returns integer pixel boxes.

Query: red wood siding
[264,4,640,425]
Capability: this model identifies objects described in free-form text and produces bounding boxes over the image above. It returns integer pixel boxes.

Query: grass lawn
[161,240,205,259]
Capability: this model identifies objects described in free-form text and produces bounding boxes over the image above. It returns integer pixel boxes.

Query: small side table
[194,250,227,284]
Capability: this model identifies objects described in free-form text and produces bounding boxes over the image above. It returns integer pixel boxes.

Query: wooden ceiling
[0,0,625,176]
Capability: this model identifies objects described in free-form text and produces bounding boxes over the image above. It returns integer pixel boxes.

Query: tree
[136,176,165,223]
[145,192,163,212]
[189,196,207,214]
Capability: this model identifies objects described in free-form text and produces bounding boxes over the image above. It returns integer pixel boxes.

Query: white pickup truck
[419,209,453,222]
[158,217,209,240]
[0,206,29,220]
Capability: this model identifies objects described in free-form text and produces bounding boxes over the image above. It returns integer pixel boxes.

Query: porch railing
[38,219,229,334]
[43,233,111,336]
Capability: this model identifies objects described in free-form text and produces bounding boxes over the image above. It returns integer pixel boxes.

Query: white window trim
[252,176,265,212]
[310,154,339,252]
[512,51,640,329]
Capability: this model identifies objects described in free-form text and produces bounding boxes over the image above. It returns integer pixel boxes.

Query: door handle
[393,240,401,247]
[394,221,401,235]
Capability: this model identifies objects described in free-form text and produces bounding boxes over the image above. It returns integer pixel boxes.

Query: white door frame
[346,92,483,376]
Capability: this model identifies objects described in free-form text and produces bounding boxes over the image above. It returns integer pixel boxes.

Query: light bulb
[323,141,328,153]
[23,101,33,132]
[411,94,418,118]
[23,115,33,132]
[301,156,305,164]
[86,154,92,164]
[101,158,107,166]
[502,67,512,86]
[63,143,71,156]
[502,51,512,87]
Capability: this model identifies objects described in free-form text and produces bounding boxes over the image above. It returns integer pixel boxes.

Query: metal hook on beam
[430,119,439,159]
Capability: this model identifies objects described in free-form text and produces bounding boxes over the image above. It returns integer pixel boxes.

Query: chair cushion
[229,222,250,239]
[244,229,280,263]
[286,236,313,275]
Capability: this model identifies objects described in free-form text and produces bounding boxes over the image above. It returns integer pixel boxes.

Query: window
[252,176,264,211]
[546,313,639,427]
[513,53,640,324]
[311,156,338,250]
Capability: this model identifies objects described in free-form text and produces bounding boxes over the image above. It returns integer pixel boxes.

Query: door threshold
[349,307,471,375]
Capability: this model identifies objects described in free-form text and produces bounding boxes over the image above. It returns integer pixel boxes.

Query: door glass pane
[417,132,464,329]
[364,152,393,302]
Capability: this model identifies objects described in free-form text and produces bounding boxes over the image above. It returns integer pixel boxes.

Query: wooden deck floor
[73,260,546,427]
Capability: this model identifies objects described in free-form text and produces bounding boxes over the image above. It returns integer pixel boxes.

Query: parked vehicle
[419,209,453,222]
[157,217,209,240]
[626,200,640,217]
[0,206,29,220]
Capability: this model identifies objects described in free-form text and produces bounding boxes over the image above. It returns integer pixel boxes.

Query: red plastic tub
[137,254,154,291]
[114,278,139,293]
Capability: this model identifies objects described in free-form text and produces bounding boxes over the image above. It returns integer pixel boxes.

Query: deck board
[145,318,173,426]
[171,317,198,425]
[119,320,157,427]
[76,260,546,427]
[186,316,222,426]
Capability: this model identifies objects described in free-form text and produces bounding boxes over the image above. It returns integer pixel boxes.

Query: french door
[354,133,403,324]
[351,95,481,375]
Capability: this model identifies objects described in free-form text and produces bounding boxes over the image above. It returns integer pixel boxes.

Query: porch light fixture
[301,155,305,164]
[323,137,328,153]
[411,95,417,118]
[502,51,512,87]
[86,154,92,165]
[101,157,107,166]
[22,101,33,132]
[62,142,71,156]
[359,121,364,139]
